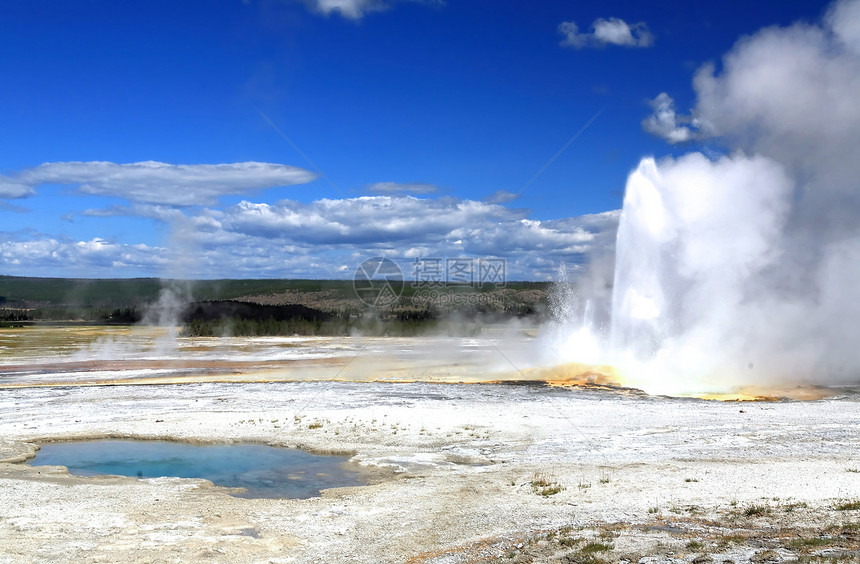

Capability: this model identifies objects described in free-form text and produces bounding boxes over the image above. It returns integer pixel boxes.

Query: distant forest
[0,275,551,335]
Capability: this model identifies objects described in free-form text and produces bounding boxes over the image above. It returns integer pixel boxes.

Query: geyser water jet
[608,153,794,394]
[553,0,860,396]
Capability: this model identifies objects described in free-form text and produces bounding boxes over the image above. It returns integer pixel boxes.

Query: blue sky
[0,0,834,279]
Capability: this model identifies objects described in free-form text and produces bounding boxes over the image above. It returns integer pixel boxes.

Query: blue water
[31,440,361,499]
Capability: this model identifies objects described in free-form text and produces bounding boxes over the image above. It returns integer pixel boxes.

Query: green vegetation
[501,507,860,564]
[0,308,33,327]
[743,503,772,516]
[183,316,332,337]
[0,275,164,307]
[0,275,366,306]
[180,309,455,337]
[833,498,860,511]
[0,275,551,335]
[531,473,565,496]
[579,541,613,554]
[790,537,834,549]
[0,275,549,307]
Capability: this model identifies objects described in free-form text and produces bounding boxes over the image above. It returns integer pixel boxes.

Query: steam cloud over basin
[558,0,860,395]
[0,326,544,388]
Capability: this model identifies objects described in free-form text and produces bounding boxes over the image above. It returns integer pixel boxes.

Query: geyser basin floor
[2,381,860,563]
[0,325,834,400]
[31,440,360,499]
[0,325,543,389]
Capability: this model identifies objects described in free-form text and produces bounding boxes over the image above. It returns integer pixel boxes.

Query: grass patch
[790,537,834,549]
[715,533,748,547]
[559,537,583,547]
[531,473,565,497]
[580,541,613,554]
[686,540,705,550]
[834,499,860,511]
[743,503,771,517]
[784,501,809,513]
[308,422,324,429]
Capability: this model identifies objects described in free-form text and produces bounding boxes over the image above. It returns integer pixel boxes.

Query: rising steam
[554,0,860,395]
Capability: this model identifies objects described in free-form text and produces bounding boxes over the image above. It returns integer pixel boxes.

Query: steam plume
[561,0,860,394]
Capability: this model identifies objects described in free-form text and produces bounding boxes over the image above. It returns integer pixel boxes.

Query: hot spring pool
[31,440,361,499]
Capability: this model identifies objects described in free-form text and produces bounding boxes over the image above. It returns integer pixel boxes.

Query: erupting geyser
[609,153,795,394]
[555,0,860,396]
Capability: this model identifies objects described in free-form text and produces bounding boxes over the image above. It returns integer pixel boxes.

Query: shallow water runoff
[31,440,361,499]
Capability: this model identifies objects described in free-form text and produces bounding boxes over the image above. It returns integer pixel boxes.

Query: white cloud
[82,203,188,223]
[215,196,619,266]
[305,0,386,19]
[220,196,520,244]
[302,0,440,20]
[1,197,620,279]
[0,237,169,275]
[0,175,34,199]
[5,161,316,206]
[367,181,438,194]
[593,18,654,47]
[559,17,653,49]
[484,190,517,204]
[641,93,697,143]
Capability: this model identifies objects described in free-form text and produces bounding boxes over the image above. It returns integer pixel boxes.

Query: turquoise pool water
[31,440,361,499]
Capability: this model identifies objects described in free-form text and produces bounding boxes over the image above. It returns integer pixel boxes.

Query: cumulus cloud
[222,196,523,243]
[559,17,653,49]
[212,196,620,275]
[0,196,620,279]
[304,0,386,19]
[0,175,34,199]
[4,161,316,206]
[641,93,698,143]
[302,0,440,20]
[367,181,438,194]
[0,236,169,276]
